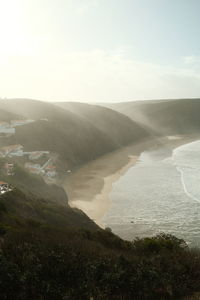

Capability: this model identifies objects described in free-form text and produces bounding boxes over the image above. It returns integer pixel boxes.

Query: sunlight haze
[1,0,200,102]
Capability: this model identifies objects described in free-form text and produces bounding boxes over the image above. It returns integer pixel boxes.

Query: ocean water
[103,140,200,246]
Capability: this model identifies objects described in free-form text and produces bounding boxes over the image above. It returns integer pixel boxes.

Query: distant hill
[0,99,149,168]
[103,98,200,135]
[56,101,149,150]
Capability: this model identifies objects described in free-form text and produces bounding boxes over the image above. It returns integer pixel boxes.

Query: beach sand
[62,135,200,227]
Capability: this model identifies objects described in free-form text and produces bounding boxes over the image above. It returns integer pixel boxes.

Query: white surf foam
[172,140,200,203]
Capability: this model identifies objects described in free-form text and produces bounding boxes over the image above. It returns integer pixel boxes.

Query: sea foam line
[171,140,200,203]
[176,166,200,203]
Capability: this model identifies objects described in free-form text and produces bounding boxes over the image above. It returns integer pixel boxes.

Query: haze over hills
[0,99,149,168]
[103,98,200,136]
[56,101,149,149]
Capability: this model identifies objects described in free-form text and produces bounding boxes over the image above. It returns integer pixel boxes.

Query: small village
[0,119,58,194]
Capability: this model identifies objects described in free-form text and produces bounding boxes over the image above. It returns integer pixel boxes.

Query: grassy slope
[0,190,199,299]
[0,163,99,231]
[0,189,98,230]
[0,160,68,205]
[104,98,200,135]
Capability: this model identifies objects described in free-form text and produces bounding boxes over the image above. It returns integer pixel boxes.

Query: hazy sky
[1,0,200,102]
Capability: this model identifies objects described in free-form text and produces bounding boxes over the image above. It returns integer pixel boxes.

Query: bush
[0,228,199,299]
[133,233,188,255]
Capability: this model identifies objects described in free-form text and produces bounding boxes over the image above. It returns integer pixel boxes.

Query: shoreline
[62,135,200,227]
[70,153,139,227]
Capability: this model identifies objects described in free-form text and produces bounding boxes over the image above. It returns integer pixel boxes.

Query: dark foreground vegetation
[0,192,200,299]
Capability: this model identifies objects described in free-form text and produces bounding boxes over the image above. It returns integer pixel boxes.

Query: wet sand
[62,135,200,227]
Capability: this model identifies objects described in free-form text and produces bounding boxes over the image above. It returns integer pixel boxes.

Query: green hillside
[56,102,149,148]
[103,98,200,135]
[0,189,98,231]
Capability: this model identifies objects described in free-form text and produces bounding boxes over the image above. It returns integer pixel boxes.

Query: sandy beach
[62,135,200,227]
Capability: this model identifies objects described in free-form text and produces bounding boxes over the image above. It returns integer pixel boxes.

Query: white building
[3,163,14,176]
[28,151,49,160]
[10,119,35,127]
[0,144,24,157]
[0,128,15,134]
[46,170,57,177]
[25,162,42,175]
[0,122,10,129]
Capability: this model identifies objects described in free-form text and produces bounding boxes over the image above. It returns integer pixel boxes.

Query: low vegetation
[0,190,200,299]
[0,226,200,299]
[0,189,97,231]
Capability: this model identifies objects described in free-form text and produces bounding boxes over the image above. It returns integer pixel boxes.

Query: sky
[1,0,200,102]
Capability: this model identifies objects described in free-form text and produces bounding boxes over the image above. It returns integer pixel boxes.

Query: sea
[103,140,200,247]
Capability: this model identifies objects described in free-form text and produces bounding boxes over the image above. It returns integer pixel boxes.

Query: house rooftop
[1,144,23,151]
[45,165,56,170]
[0,181,8,185]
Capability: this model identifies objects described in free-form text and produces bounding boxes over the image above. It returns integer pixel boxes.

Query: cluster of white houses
[0,119,35,128]
[0,119,35,137]
[25,162,56,177]
[0,144,49,159]
[0,144,24,157]
[0,118,56,189]
[0,144,57,179]
[3,163,14,176]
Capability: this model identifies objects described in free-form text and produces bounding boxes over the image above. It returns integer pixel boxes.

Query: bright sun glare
[0,0,27,56]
